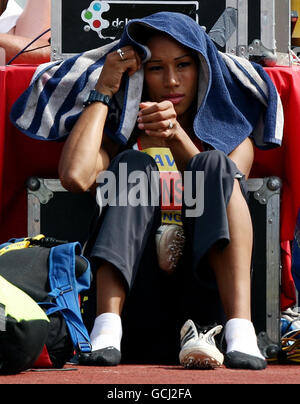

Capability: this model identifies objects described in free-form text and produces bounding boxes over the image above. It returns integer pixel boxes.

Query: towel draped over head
[10,12,283,155]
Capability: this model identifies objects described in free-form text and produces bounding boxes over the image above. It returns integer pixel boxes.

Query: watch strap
[83,90,112,108]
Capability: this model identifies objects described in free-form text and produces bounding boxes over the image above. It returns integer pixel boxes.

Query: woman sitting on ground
[58,12,282,370]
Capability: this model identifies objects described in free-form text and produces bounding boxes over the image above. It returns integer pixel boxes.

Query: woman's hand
[137,101,179,140]
[60,47,141,193]
[137,101,200,172]
[95,46,142,97]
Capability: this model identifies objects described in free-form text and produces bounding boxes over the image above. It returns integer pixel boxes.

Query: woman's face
[144,34,198,118]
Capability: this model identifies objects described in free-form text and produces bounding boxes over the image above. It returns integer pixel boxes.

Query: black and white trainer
[155,224,185,274]
[179,319,224,369]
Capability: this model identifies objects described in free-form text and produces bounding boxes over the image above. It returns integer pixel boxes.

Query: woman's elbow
[59,169,92,193]
[229,137,255,179]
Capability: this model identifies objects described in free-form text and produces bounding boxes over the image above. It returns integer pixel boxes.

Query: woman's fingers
[96,46,141,96]
[139,101,173,114]
[138,119,174,131]
[111,46,142,74]
[138,101,177,136]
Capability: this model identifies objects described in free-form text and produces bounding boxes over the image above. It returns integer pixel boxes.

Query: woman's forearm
[0,33,50,63]
[58,102,110,192]
[166,126,200,172]
[59,46,142,192]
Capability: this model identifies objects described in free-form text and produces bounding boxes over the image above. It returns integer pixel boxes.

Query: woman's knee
[187,150,236,172]
[188,150,224,170]
[112,150,158,172]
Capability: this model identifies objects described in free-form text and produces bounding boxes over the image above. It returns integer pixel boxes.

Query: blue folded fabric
[10,12,283,155]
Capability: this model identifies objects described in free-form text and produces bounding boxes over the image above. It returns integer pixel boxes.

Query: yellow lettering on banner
[142,147,178,171]
[140,147,182,227]
[162,210,183,226]
[154,154,164,167]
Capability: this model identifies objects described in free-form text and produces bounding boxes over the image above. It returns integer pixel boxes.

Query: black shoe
[78,347,121,366]
[224,351,267,370]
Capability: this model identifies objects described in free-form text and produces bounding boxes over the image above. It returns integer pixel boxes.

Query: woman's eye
[178,62,191,69]
[148,65,162,71]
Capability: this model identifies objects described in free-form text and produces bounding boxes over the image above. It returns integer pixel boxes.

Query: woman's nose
[164,68,179,87]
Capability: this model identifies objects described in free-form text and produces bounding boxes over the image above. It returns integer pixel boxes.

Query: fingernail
[138,123,144,129]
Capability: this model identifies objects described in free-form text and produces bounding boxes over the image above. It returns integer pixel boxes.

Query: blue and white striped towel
[10,12,283,155]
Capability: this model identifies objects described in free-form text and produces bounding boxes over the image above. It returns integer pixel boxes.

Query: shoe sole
[78,347,121,366]
[157,226,185,272]
[180,350,223,370]
[224,351,267,370]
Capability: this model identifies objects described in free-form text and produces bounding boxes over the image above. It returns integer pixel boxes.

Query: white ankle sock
[225,318,265,360]
[90,313,122,352]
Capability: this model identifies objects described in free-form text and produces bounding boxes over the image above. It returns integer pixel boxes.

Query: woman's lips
[163,94,185,105]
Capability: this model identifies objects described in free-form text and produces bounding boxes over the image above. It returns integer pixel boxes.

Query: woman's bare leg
[81,262,125,365]
[14,0,51,39]
[208,179,252,320]
[96,261,126,316]
[208,178,266,367]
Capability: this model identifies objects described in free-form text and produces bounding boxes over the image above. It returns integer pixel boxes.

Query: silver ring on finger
[117,48,125,60]
[168,120,174,129]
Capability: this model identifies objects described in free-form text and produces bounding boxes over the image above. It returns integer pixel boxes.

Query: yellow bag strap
[0,235,45,256]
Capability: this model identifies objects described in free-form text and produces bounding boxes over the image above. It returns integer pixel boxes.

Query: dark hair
[127,23,164,45]
[0,0,9,15]
[129,22,198,64]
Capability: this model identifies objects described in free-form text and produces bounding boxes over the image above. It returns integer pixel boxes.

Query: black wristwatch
[83,89,112,108]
